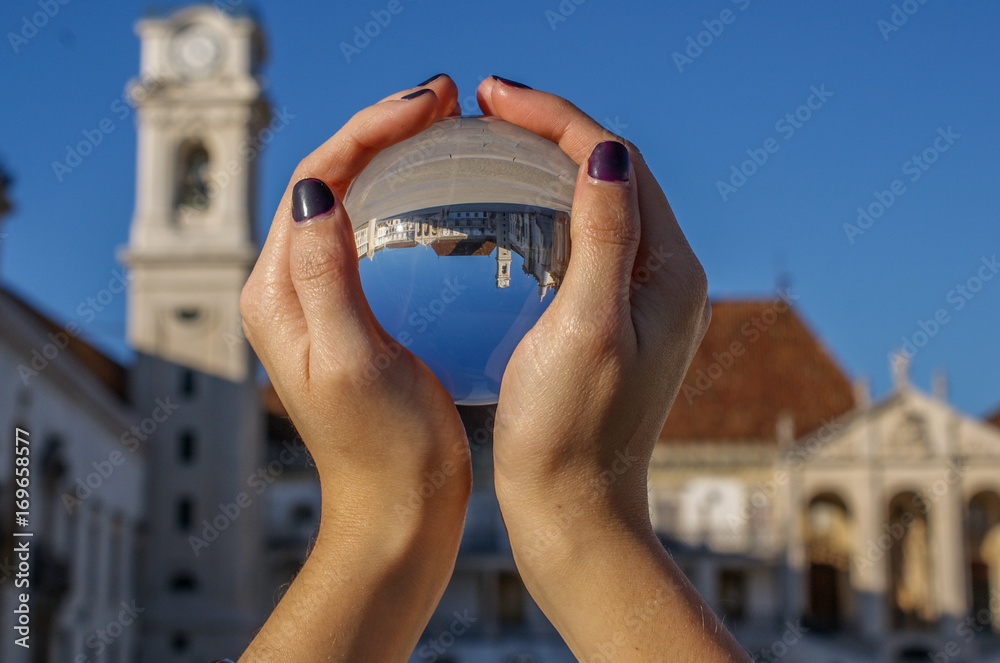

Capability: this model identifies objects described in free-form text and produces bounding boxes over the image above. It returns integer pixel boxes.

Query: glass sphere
[343,116,577,405]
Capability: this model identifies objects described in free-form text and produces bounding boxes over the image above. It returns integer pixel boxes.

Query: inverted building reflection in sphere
[344,116,577,404]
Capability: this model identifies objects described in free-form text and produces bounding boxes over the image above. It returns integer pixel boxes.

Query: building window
[177,498,193,530]
[498,571,525,626]
[169,571,198,592]
[178,430,196,463]
[291,503,315,526]
[718,570,747,623]
[170,632,190,652]
[180,369,196,398]
[175,307,201,322]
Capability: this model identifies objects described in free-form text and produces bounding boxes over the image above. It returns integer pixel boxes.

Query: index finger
[255,78,454,292]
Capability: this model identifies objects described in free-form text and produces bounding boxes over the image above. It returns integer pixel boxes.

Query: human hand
[239,75,472,662]
[479,78,748,661]
[482,75,710,558]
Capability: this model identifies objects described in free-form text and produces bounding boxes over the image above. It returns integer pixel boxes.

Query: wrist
[494,450,652,555]
[317,451,472,556]
[500,489,655,575]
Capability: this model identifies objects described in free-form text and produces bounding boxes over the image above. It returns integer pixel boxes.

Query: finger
[476,77,704,325]
[476,76,617,164]
[378,73,458,117]
[245,88,444,370]
[287,178,377,356]
[558,141,640,310]
[299,87,443,197]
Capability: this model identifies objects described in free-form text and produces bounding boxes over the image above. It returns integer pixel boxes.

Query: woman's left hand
[239,74,471,663]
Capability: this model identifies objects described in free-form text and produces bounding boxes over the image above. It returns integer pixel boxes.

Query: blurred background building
[2,5,1000,663]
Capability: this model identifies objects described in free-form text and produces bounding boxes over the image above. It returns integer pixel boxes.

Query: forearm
[241,466,469,662]
[506,505,751,662]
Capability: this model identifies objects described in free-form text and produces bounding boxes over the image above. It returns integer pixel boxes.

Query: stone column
[784,457,806,625]
[855,466,888,638]
[932,459,968,628]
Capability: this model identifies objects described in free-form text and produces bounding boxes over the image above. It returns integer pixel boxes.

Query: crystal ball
[343,116,577,405]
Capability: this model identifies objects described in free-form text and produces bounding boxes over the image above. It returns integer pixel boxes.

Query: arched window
[169,571,198,592]
[175,140,210,212]
[805,493,853,632]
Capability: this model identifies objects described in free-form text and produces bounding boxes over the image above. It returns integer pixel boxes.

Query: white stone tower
[120,6,269,661]
[496,247,511,288]
[121,5,268,382]
[495,215,511,288]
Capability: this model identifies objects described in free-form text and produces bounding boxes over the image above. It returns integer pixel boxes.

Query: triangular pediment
[791,389,1000,465]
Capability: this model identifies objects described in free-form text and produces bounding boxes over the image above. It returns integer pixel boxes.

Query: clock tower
[121,5,268,382]
[121,6,269,662]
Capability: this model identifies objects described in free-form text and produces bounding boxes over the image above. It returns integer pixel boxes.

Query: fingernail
[402,88,434,100]
[291,178,335,223]
[416,73,445,86]
[587,141,630,183]
[491,75,532,90]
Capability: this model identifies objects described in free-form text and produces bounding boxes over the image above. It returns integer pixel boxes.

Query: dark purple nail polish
[291,178,335,223]
[491,75,532,90]
[416,73,445,86]
[587,141,630,183]
[402,88,434,100]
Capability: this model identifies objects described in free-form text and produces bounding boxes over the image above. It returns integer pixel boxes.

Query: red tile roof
[988,407,1000,429]
[659,298,854,443]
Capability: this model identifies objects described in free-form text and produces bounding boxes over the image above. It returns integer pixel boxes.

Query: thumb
[559,141,641,308]
[288,178,379,356]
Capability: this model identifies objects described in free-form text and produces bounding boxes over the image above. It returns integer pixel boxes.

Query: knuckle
[240,316,256,348]
[322,339,411,394]
[291,241,348,289]
[239,280,260,332]
[554,304,630,363]
[575,207,640,249]
[676,262,710,324]
[239,274,289,346]
[293,155,318,178]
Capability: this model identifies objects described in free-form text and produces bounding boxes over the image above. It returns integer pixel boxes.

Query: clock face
[170,24,224,79]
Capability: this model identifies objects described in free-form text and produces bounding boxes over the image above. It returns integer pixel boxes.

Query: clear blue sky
[1,0,997,417]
